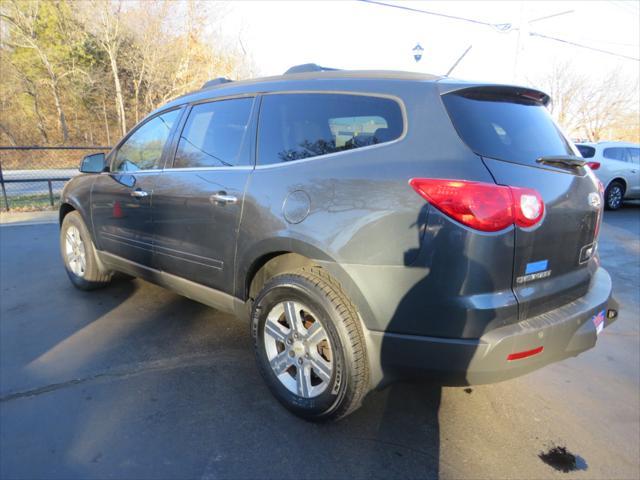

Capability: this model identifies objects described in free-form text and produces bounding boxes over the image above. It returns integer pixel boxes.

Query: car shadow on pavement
[2,278,446,479]
[1,212,477,479]
[4,204,639,479]
[0,223,140,396]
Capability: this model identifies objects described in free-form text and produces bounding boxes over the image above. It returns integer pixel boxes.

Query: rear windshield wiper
[536,155,586,168]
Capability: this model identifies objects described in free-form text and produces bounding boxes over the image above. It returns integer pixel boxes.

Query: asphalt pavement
[0,205,638,480]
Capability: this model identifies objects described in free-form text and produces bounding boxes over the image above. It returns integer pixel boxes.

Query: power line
[529,32,640,61]
[573,37,639,48]
[528,10,574,24]
[607,0,639,15]
[358,0,507,29]
[361,0,640,62]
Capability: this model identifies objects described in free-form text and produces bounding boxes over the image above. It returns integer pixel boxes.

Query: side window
[626,148,639,165]
[173,98,253,168]
[576,145,595,158]
[603,147,627,161]
[258,93,404,165]
[113,109,180,172]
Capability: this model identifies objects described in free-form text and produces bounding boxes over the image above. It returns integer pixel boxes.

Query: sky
[220,0,640,86]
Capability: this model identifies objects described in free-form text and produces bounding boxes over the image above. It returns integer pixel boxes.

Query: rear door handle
[210,192,238,205]
[130,189,149,198]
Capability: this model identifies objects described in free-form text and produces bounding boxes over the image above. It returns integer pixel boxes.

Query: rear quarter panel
[596,155,631,190]
[234,81,512,338]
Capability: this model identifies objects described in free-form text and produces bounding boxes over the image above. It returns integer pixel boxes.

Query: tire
[605,181,625,210]
[251,266,369,422]
[60,211,112,290]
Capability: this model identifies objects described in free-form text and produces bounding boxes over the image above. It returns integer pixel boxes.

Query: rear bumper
[367,267,616,387]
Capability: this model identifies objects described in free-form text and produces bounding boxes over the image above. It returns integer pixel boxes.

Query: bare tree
[20,73,50,144]
[1,0,70,142]
[530,60,585,135]
[122,0,169,124]
[122,0,244,113]
[529,60,639,142]
[576,71,639,142]
[0,122,18,146]
[85,0,127,136]
[0,0,249,147]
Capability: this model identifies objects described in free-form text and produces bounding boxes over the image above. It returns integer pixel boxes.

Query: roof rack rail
[284,63,339,74]
[201,77,232,89]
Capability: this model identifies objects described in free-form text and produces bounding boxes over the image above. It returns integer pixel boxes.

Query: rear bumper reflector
[507,346,544,361]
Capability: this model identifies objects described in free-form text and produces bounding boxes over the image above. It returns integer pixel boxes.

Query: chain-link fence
[0,146,111,211]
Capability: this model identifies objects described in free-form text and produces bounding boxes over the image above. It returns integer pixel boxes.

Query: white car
[576,141,640,210]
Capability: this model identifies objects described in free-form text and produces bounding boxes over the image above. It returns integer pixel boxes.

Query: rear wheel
[605,181,625,210]
[60,211,112,290]
[251,267,369,422]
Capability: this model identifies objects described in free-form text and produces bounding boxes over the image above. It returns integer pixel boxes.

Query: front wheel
[605,181,625,210]
[251,267,369,422]
[60,211,112,290]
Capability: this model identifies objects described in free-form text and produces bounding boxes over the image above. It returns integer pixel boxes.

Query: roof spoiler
[444,85,551,107]
[201,77,232,89]
[284,63,340,74]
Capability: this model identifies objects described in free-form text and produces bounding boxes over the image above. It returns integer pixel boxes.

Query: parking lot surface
[1,205,638,480]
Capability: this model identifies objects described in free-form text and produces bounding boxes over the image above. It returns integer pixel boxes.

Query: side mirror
[80,152,108,173]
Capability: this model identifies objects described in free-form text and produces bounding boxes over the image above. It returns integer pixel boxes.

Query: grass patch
[4,193,59,212]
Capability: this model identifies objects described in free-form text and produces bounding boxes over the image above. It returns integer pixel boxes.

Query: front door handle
[130,189,149,198]
[210,192,238,205]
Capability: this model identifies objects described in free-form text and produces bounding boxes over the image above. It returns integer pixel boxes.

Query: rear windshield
[576,144,595,158]
[442,90,573,165]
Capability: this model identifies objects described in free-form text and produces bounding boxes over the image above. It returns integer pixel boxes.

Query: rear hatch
[442,85,602,320]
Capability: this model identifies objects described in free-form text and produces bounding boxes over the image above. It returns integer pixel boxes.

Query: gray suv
[59,67,617,421]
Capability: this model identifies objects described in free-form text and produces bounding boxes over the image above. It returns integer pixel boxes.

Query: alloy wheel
[263,301,333,398]
[608,185,623,209]
[64,225,86,277]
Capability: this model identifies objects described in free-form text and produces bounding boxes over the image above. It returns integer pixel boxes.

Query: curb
[0,210,58,227]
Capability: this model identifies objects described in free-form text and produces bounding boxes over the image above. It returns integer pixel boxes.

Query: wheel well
[59,203,75,224]
[608,178,627,193]
[246,252,317,301]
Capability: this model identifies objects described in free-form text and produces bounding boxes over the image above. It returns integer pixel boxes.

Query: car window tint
[258,93,403,165]
[173,98,253,168]
[603,147,627,161]
[626,148,639,165]
[443,90,573,166]
[114,109,180,172]
[576,145,595,158]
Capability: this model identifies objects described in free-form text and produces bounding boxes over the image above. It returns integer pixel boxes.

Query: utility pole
[513,8,574,82]
[512,3,525,83]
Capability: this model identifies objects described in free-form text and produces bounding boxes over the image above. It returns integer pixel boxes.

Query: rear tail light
[409,178,545,232]
[512,189,545,228]
[587,161,601,170]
